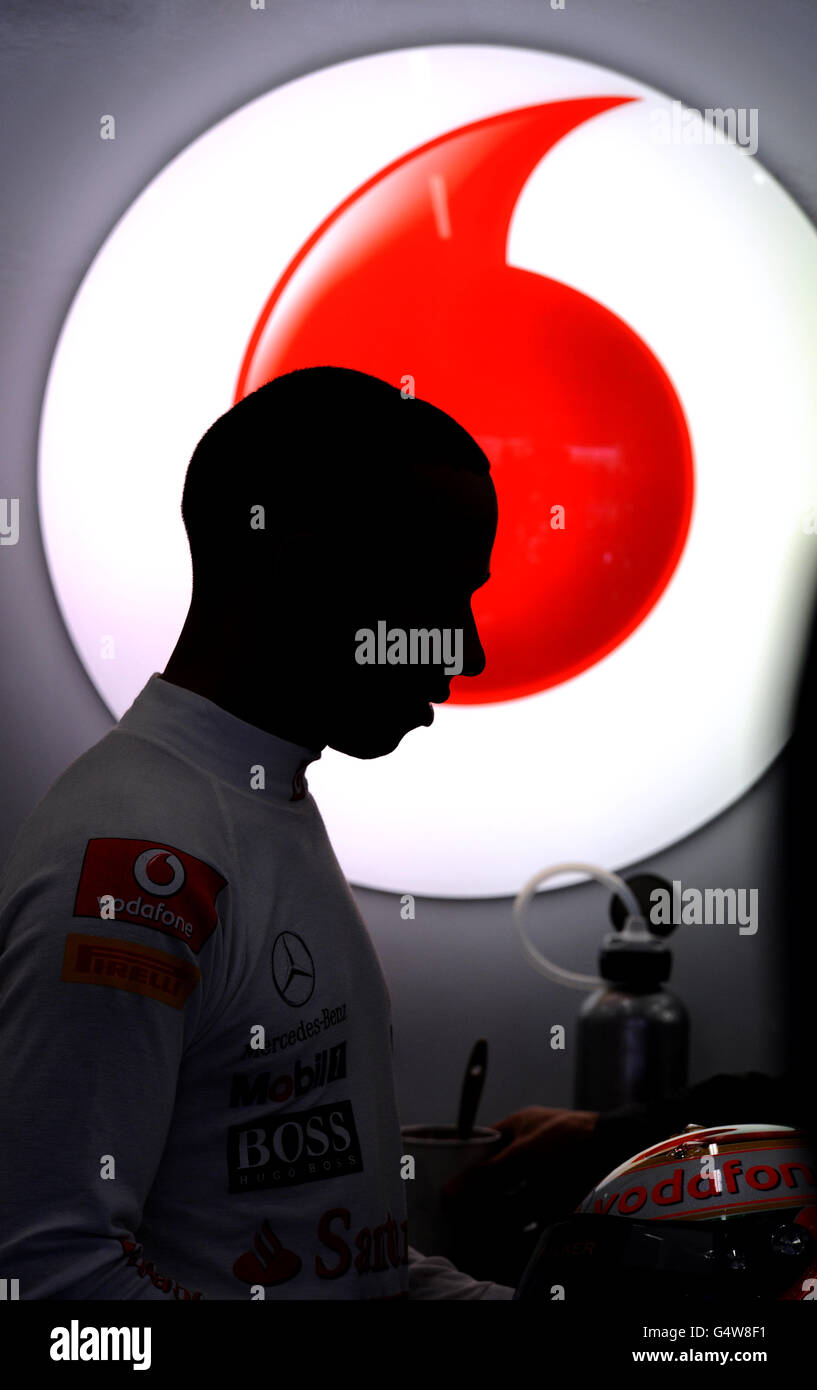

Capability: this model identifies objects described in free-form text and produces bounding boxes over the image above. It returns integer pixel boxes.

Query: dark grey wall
[1,0,813,1130]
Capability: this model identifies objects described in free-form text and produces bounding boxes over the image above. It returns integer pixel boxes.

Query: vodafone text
[593,1156,814,1217]
[97,891,196,942]
[50,1321,150,1371]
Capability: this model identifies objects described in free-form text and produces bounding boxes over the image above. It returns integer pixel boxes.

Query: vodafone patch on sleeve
[72,837,227,953]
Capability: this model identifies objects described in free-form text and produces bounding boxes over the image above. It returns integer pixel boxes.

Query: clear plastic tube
[513,861,646,991]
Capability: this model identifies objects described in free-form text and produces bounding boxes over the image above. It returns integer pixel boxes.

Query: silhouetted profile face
[304,462,497,758]
[173,367,497,758]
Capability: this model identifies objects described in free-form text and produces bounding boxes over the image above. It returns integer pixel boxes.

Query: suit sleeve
[407,1245,515,1299]
[0,847,210,1300]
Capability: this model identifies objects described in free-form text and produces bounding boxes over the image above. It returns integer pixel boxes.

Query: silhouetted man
[0,366,512,1299]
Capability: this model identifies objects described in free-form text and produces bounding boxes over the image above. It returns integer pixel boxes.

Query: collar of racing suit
[114,672,322,803]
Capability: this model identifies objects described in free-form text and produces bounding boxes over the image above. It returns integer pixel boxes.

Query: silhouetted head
[174,366,497,757]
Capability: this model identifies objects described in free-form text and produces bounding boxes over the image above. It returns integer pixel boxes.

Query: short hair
[181,366,490,595]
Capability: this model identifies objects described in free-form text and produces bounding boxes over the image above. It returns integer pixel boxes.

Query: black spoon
[457,1038,488,1140]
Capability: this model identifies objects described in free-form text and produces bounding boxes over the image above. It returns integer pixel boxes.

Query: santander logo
[38,46,817,895]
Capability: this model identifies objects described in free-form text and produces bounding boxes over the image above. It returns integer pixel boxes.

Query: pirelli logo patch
[61,934,201,1009]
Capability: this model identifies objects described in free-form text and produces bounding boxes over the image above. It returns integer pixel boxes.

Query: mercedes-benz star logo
[271,932,315,1007]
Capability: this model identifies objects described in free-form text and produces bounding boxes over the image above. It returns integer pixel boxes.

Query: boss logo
[226,1099,363,1193]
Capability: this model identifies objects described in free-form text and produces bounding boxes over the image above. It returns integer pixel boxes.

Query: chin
[331,718,420,760]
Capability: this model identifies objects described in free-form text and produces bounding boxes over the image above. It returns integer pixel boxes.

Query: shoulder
[0,729,231,947]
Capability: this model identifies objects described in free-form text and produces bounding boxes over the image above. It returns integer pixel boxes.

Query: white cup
[400,1123,503,1260]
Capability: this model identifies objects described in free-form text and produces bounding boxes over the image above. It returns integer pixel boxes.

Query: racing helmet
[513,1123,817,1302]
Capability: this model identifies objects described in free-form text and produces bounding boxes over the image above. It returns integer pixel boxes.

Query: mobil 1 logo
[230,1041,347,1108]
[227,1099,363,1193]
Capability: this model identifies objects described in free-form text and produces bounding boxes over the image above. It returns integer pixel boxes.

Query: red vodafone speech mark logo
[236,98,694,703]
[133,848,185,894]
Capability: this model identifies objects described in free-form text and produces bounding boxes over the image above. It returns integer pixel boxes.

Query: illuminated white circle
[38,45,817,897]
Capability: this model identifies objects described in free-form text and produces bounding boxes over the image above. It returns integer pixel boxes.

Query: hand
[488,1105,598,1166]
[443,1106,599,1199]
